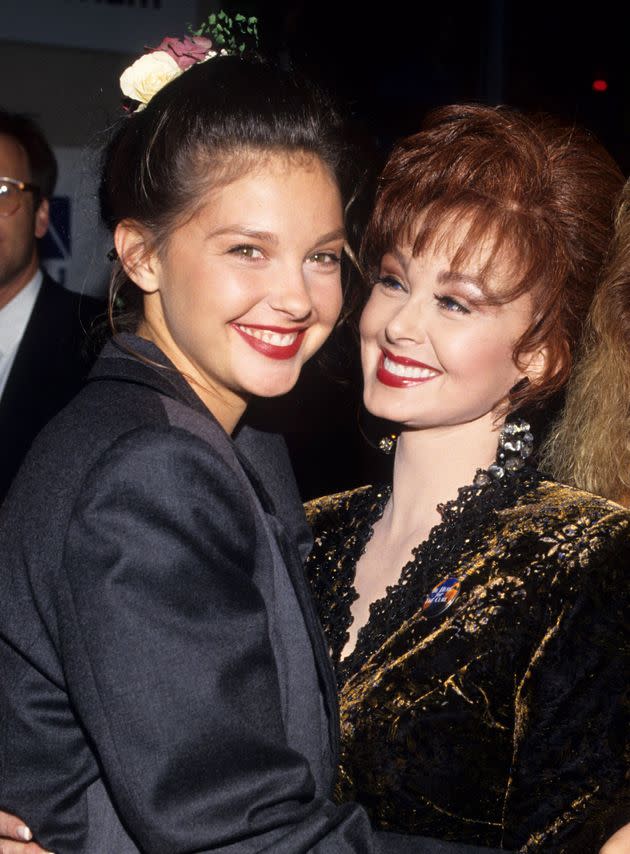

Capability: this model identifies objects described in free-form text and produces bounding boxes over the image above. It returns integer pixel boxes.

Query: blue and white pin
[422,576,461,618]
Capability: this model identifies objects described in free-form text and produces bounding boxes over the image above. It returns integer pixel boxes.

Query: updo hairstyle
[100,55,360,331]
[363,104,624,413]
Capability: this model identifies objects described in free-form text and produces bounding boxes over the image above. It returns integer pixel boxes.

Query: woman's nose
[385,298,426,344]
[269,268,313,320]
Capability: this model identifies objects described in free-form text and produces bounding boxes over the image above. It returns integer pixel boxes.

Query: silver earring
[479,419,534,483]
[378,433,398,454]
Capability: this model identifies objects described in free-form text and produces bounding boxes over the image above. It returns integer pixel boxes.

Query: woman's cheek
[358,293,382,342]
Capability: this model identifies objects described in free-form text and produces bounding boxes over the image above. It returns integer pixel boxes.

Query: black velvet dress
[305,464,629,852]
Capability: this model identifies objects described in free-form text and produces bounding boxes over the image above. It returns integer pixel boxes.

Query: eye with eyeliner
[375,274,406,292]
[435,293,471,314]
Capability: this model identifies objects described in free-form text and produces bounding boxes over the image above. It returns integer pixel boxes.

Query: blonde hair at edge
[542,178,630,506]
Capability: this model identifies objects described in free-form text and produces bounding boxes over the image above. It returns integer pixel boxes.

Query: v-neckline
[332,466,541,687]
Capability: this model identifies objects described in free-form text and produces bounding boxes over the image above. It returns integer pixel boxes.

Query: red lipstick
[231,323,306,360]
[376,348,441,388]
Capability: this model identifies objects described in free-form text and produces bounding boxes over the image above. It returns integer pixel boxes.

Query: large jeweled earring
[378,433,398,454]
[475,419,534,484]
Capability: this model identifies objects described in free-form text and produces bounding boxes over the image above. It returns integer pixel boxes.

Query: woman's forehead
[400,212,521,277]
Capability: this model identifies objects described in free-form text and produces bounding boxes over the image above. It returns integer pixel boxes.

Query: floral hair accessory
[119,11,258,113]
[152,35,216,70]
[120,51,183,110]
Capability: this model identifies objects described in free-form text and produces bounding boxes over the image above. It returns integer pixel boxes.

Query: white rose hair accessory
[119,11,259,113]
[120,51,183,109]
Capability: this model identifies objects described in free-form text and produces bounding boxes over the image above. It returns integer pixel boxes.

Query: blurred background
[2,0,628,496]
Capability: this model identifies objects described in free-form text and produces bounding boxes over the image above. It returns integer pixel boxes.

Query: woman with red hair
[306,105,629,852]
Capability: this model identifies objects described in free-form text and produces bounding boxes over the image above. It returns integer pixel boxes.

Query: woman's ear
[114,220,160,294]
[520,345,550,384]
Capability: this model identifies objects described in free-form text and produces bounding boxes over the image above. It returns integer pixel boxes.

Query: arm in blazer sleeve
[502,510,630,852]
[54,425,383,854]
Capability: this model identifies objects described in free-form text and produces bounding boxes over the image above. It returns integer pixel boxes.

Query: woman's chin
[363,390,408,424]
[247,374,302,399]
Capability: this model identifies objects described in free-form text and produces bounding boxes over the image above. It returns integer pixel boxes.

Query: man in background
[0,110,103,503]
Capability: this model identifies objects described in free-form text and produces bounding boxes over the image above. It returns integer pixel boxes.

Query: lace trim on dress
[327,463,542,687]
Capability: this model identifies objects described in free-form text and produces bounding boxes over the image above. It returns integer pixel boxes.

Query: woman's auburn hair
[362,104,624,413]
[543,179,630,504]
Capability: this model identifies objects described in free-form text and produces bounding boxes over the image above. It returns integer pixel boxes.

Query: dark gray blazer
[0,335,489,854]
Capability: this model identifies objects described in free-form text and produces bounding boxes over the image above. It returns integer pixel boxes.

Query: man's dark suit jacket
[0,271,104,503]
[0,335,486,854]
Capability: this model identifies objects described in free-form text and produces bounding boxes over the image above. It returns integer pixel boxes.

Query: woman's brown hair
[100,55,362,333]
[362,104,624,412]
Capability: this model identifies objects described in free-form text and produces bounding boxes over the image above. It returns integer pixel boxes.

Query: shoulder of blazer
[6,272,104,383]
[0,275,105,499]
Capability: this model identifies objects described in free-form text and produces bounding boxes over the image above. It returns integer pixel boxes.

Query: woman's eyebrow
[314,227,346,244]
[205,226,346,246]
[206,226,280,244]
[437,270,486,294]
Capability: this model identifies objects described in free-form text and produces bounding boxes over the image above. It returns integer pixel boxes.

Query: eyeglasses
[0,177,40,217]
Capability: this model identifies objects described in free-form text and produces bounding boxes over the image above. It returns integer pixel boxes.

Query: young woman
[305,105,628,852]
[0,49,471,854]
[543,176,630,505]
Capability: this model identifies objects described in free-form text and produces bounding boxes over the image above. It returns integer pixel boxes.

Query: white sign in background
[42,146,110,297]
[3,0,198,53]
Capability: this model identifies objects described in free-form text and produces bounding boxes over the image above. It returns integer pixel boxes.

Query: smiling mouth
[377,349,441,387]
[232,323,306,360]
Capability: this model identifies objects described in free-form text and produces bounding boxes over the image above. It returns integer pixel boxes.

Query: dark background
[218,1,630,498]
[198,1,629,167]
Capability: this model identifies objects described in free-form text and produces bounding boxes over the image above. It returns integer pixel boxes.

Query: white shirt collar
[0,269,43,359]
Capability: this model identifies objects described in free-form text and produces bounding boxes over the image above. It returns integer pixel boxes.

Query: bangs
[366,194,561,308]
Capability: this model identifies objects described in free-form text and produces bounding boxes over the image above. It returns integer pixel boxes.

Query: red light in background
[592,79,608,92]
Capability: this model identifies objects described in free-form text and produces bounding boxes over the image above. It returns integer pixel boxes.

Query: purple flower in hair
[152,36,215,70]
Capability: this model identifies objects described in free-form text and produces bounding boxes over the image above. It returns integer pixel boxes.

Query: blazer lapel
[235,448,340,761]
[0,273,101,429]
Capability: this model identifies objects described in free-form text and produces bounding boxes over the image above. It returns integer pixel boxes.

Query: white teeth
[236,325,298,347]
[383,356,438,379]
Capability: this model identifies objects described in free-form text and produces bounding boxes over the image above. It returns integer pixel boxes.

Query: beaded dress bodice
[309,461,543,688]
[305,465,630,852]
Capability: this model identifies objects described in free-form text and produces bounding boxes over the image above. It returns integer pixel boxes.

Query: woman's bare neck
[341,416,503,662]
[386,417,502,540]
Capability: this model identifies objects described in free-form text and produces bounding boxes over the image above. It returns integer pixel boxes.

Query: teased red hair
[362,104,624,411]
